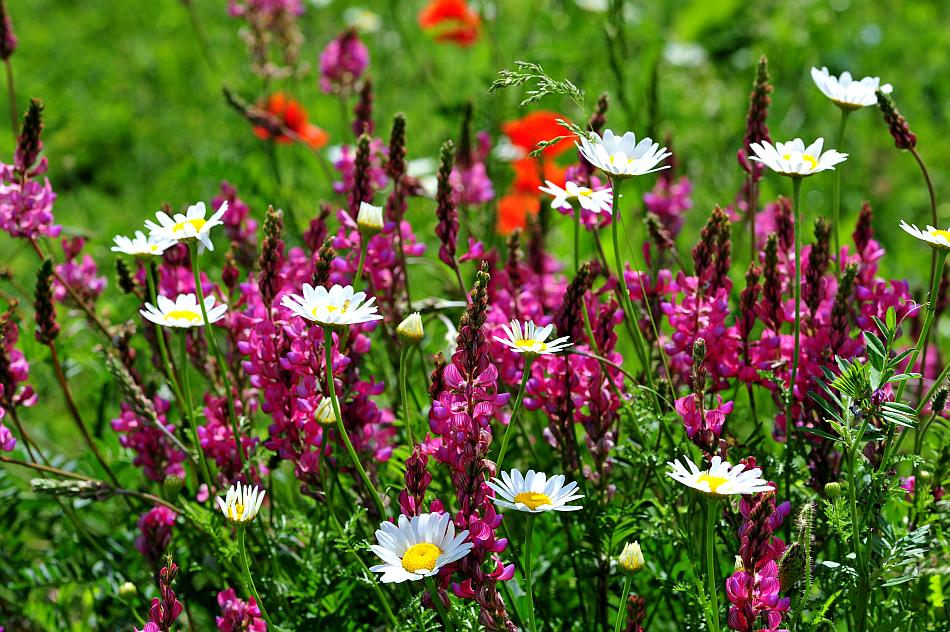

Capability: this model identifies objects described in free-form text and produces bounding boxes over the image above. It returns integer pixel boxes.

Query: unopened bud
[618,541,644,573]
[397,312,424,345]
[163,475,183,497]
[824,482,841,498]
[118,582,137,600]
[357,201,384,236]
[315,397,336,425]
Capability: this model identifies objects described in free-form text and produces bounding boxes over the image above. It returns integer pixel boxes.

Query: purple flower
[111,397,186,483]
[0,163,58,240]
[216,587,267,632]
[134,506,177,566]
[319,28,369,96]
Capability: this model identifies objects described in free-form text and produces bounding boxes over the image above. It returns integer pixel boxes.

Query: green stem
[831,108,851,271]
[189,241,248,475]
[425,576,455,632]
[785,176,804,526]
[322,326,386,517]
[355,241,368,289]
[847,450,868,632]
[613,574,633,632]
[180,331,213,486]
[399,346,415,448]
[496,359,532,473]
[608,178,659,409]
[524,516,537,632]
[574,204,581,274]
[237,527,275,629]
[146,263,209,484]
[705,500,721,632]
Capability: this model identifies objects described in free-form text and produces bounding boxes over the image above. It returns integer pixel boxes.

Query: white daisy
[144,201,228,253]
[667,455,774,496]
[280,283,383,327]
[111,231,175,257]
[810,66,892,110]
[140,293,227,328]
[216,481,266,524]
[748,138,848,177]
[369,512,473,584]
[488,469,584,513]
[357,202,384,235]
[494,319,572,357]
[899,221,950,252]
[538,180,613,215]
[577,129,671,179]
[619,541,644,573]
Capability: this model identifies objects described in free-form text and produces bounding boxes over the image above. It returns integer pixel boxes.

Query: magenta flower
[216,587,267,632]
[319,28,369,96]
[134,506,177,566]
[111,397,186,483]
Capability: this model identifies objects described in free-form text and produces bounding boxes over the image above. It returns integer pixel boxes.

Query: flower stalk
[496,358,532,473]
[237,526,274,629]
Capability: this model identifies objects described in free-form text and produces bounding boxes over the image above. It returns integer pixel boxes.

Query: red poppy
[510,157,567,195]
[418,0,480,46]
[501,111,574,158]
[497,192,540,235]
[253,93,329,149]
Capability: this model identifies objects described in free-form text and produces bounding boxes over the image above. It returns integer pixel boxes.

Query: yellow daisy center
[228,502,245,521]
[577,188,592,197]
[514,339,547,353]
[165,310,201,322]
[401,543,442,573]
[172,218,207,234]
[782,153,819,171]
[928,229,950,241]
[697,473,730,494]
[514,491,553,510]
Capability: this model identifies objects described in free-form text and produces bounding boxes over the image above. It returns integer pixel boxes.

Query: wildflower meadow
[2,0,950,630]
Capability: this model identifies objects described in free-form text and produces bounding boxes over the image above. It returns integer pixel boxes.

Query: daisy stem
[704,499,721,632]
[613,574,633,632]
[147,263,212,487]
[237,526,275,629]
[609,178,658,408]
[399,346,415,449]
[322,326,387,517]
[785,176,804,517]
[425,576,455,632]
[831,108,851,272]
[496,358,532,474]
[524,516,537,632]
[189,242,248,476]
[180,329,214,488]
[355,241,368,289]
[574,204,582,274]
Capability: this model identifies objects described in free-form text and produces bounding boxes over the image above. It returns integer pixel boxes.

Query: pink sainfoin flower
[53,236,106,305]
[451,131,495,206]
[146,559,183,632]
[0,311,36,425]
[319,28,369,96]
[643,172,693,239]
[216,587,267,632]
[213,181,258,258]
[727,462,790,632]
[135,506,177,567]
[200,393,261,484]
[0,100,59,240]
[676,393,733,449]
[111,396,186,483]
[428,268,516,630]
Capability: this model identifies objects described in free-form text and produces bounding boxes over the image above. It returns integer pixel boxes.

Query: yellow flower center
[165,310,201,322]
[401,543,442,573]
[514,491,553,510]
[312,300,350,319]
[514,339,547,354]
[697,473,730,494]
[577,188,593,197]
[228,502,245,521]
[172,218,207,234]
[929,229,950,241]
[782,153,819,172]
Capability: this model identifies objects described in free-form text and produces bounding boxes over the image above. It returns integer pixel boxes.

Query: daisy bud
[618,541,645,573]
[823,482,841,498]
[118,582,137,600]
[315,397,337,425]
[397,312,424,346]
[357,201,384,236]
[876,89,916,150]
